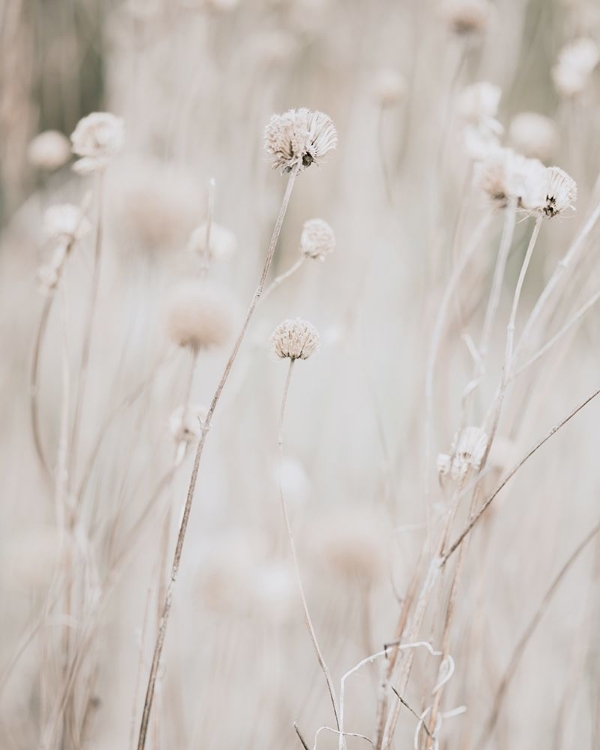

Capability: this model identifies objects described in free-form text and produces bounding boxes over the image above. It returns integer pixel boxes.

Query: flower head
[300,218,336,261]
[165,280,235,350]
[271,318,320,360]
[476,148,546,210]
[508,112,558,163]
[43,204,92,244]
[553,38,600,98]
[189,222,237,262]
[540,167,577,218]
[440,0,492,35]
[264,108,337,174]
[458,82,501,127]
[372,68,407,107]
[71,112,124,174]
[438,426,488,481]
[28,131,71,171]
[169,404,208,444]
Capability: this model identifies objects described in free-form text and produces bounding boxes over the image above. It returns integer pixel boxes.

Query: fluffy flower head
[508,112,558,162]
[476,148,546,210]
[300,218,336,260]
[71,112,124,173]
[553,38,600,98]
[28,131,71,171]
[165,280,234,350]
[189,222,237,261]
[271,318,320,360]
[264,108,337,173]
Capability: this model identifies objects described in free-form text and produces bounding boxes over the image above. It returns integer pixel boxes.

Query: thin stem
[278,359,340,730]
[30,295,53,481]
[478,519,600,747]
[442,384,600,565]
[377,106,394,205]
[262,255,306,302]
[136,168,298,750]
[70,172,105,483]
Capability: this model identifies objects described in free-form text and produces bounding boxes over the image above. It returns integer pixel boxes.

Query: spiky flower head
[437,426,488,481]
[508,112,558,163]
[165,280,234,350]
[552,38,600,98]
[271,318,320,361]
[189,222,237,262]
[264,108,337,174]
[43,204,92,244]
[476,148,546,211]
[300,218,336,261]
[71,112,124,174]
[169,404,208,444]
[27,131,71,171]
[540,167,577,218]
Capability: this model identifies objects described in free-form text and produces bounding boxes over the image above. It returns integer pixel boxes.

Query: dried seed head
[189,222,237,262]
[440,0,491,35]
[372,68,407,107]
[508,112,559,163]
[43,204,92,244]
[540,167,577,218]
[438,426,488,481]
[271,318,320,360]
[71,112,124,174]
[300,218,336,261]
[475,148,546,210]
[264,108,337,174]
[27,130,71,171]
[169,404,208,444]
[553,38,600,98]
[165,280,235,350]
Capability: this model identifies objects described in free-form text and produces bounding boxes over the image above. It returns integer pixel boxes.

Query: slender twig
[390,687,433,740]
[136,167,299,750]
[442,384,600,565]
[30,295,53,480]
[478,519,600,747]
[262,255,305,302]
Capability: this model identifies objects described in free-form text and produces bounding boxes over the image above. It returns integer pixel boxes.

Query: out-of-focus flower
[476,148,546,210]
[372,68,407,107]
[43,204,92,244]
[71,112,124,174]
[264,108,337,173]
[300,218,335,261]
[440,0,492,36]
[271,318,320,360]
[458,82,503,161]
[27,131,71,171]
[508,112,559,163]
[166,280,235,350]
[169,404,209,444]
[189,222,237,262]
[553,38,600,98]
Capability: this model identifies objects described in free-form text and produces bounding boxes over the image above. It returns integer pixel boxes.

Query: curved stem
[135,168,298,750]
[262,255,305,302]
[30,295,53,481]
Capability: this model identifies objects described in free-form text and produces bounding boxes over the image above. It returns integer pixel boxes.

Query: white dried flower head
[372,68,407,107]
[71,112,124,174]
[169,404,208,444]
[27,130,71,171]
[458,82,501,127]
[463,125,502,161]
[438,426,488,481]
[552,38,600,98]
[476,148,546,210]
[43,204,92,244]
[271,318,319,360]
[508,112,559,162]
[540,166,577,218]
[189,222,237,262]
[300,218,335,260]
[440,0,491,35]
[264,108,337,173]
[165,280,235,350]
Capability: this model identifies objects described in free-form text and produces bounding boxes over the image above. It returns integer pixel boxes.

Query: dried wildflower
[169,404,208,444]
[440,0,491,35]
[476,148,546,211]
[372,68,407,107]
[553,38,600,98]
[264,108,337,173]
[438,426,488,481]
[71,112,124,174]
[27,130,71,171]
[271,318,320,360]
[189,222,237,262]
[166,280,234,350]
[540,167,577,218]
[43,204,92,244]
[300,218,335,261]
[508,112,558,163]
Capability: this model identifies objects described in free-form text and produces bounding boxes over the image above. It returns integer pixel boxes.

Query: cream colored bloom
[508,112,558,162]
[189,222,237,261]
[300,218,335,260]
[553,38,600,97]
[264,108,337,173]
[271,318,319,360]
[71,112,124,174]
[166,280,235,350]
[476,148,546,210]
[27,131,71,171]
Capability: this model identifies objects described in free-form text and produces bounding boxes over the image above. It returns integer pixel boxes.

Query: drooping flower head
[271,318,320,360]
[264,108,337,174]
[300,218,336,261]
[71,112,124,174]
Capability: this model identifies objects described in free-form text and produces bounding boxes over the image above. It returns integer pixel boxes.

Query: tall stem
[277,359,340,730]
[136,168,298,750]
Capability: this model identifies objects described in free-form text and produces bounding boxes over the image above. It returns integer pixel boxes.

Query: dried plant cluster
[1,2,600,750]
